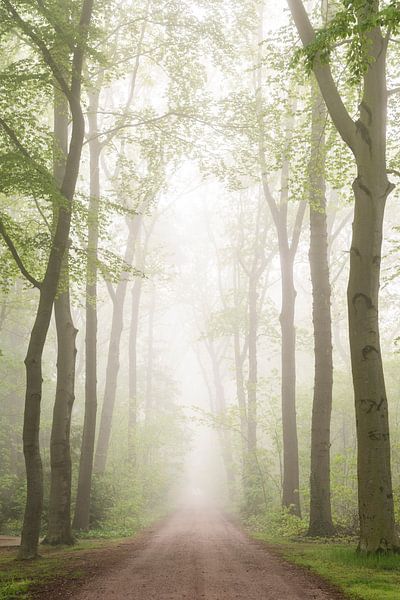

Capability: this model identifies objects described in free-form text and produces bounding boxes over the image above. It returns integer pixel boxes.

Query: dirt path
[66,506,344,600]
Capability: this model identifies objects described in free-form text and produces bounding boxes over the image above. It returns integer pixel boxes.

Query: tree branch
[0,219,41,288]
[290,200,307,257]
[286,0,357,150]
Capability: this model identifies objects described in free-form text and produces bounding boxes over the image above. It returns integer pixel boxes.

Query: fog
[1,0,400,571]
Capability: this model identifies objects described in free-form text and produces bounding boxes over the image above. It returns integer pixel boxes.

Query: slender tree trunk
[232,262,248,468]
[142,285,156,466]
[233,329,247,462]
[18,0,93,559]
[73,88,101,530]
[247,276,257,454]
[208,343,235,497]
[128,226,143,466]
[307,83,335,537]
[94,218,139,474]
[279,244,301,516]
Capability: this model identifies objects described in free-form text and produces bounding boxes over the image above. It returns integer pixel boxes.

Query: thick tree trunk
[350,172,398,551]
[45,285,77,545]
[350,169,398,552]
[280,246,301,516]
[349,24,399,554]
[73,89,101,530]
[94,218,139,474]
[307,84,335,537]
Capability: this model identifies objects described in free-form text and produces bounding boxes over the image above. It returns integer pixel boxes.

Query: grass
[0,537,126,599]
[254,534,400,600]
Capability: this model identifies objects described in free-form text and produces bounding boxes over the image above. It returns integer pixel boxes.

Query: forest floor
[256,536,400,600]
[1,506,347,600]
[2,508,398,599]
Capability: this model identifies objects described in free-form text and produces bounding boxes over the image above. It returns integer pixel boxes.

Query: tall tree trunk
[287,0,399,553]
[279,244,301,516]
[246,276,257,454]
[128,224,143,466]
[18,0,93,559]
[45,89,77,545]
[144,285,155,421]
[142,284,156,466]
[94,218,139,474]
[349,22,398,554]
[73,88,101,530]
[307,83,335,537]
[45,285,77,545]
[233,326,248,466]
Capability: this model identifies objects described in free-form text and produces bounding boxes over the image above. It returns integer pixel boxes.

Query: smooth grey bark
[287,0,399,553]
[94,217,139,474]
[5,0,94,559]
[307,82,335,537]
[73,88,101,530]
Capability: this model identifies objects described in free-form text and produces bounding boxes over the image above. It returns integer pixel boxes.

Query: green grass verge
[254,535,400,600]
[0,538,125,599]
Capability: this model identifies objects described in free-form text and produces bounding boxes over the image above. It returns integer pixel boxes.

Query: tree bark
[73,88,101,530]
[307,82,335,537]
[44,87,77,546]
[279,244,301,516]
[45,285,77,545]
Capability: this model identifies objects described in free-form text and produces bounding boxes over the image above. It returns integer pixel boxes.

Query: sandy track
[71,506,343,600]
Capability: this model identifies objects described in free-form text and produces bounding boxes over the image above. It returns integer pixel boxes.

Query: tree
[45,79,77,546]
[307,80,335,537]
[0,0,94,559]
[287,0,400,552]
[73,85,102,531]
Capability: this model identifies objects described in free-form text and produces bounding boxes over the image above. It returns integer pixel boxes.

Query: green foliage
[0,580,30,600]
[296,1,400,85]
[247,508,308,539]
[270,541,400,600]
